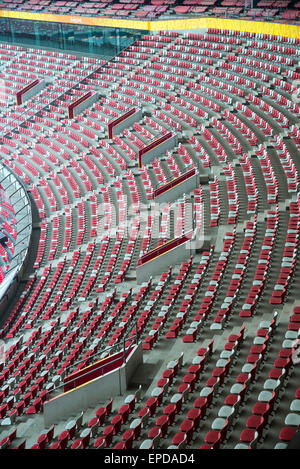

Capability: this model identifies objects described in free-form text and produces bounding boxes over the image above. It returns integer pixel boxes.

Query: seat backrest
[75,411,84,428]
[177,434,187,449]
[135,384,142,402]
[13,439,26,450]
[140,439,153,449]
[81,428,91,447]
[106,397,113,415]
[178,351,184,368]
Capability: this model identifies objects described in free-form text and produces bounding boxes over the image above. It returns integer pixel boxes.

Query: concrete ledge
[138,133,178,168]
[108,108,142,139]
[68,91,99,119]
[136,232,195,284]
[16,79,46,105]
[154,169,199,203]
[43,343,143,427]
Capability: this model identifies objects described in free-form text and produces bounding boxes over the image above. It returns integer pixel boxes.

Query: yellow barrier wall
[151,17,300,39]
[0,10,299,39]
[0,10,150,30]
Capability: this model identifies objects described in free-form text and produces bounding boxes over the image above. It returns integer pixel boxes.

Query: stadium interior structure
[0,0,299,451]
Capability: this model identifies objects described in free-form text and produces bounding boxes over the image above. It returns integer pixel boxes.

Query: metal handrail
[137,229,194,266]
[152,164,195,192]
[63,346,131,389]
[47,320,139,396]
